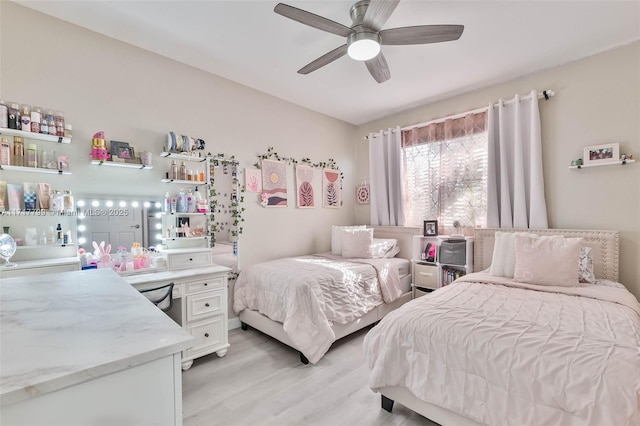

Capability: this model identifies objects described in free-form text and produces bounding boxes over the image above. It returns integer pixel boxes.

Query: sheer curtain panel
[369,126,405,226]
[486,90,548,229]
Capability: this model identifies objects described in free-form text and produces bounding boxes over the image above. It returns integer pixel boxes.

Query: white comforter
[234,254,403,364]
[364,272,640,425]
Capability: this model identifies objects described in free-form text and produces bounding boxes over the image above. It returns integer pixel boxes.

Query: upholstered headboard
[370,226,421,260]
[474,228,619,281]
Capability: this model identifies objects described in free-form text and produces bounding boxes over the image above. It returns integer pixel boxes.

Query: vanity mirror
[76,195,238,271]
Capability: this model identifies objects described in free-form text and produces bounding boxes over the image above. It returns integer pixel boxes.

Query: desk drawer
[166,251,212,269]
[2,263,80,278]
[186,315,225,358]
[185,276,225,294]
[414,263,438,289]
[186,291,223,321]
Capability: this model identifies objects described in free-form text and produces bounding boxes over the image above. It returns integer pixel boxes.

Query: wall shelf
[570,159,635,169]
[91,160,153,169]
[161,212,208,216]
[0,128,71,144]
[160,152,207,162]
[161,236,209,241]
[0,165,71,175]
[160,178,207,185]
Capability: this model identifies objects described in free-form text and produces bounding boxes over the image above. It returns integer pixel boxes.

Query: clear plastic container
[64,123,72,139]
[63,190,74,213]
[54,111,65,137]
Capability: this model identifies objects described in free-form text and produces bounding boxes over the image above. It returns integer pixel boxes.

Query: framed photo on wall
[424,220,438,236]
[583,143,619,166]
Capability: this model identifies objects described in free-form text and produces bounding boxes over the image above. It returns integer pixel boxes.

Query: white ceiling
[16,0,640,125]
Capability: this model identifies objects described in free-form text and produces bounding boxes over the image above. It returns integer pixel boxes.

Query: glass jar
[26,143,37,168]
[13,136,24,167]
[20,105,31,132]
[41,148,57,169]
[63,190,74,213]
[8,102,20,129]
[64,123,72,139]
[0,100,8,128]
[30,107,42,133]
[54,111,65,137]
[45,110,55,134]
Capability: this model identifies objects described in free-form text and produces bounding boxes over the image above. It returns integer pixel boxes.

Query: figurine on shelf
[91,131,110,161]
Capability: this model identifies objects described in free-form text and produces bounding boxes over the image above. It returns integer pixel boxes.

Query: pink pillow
[513,234,582,287]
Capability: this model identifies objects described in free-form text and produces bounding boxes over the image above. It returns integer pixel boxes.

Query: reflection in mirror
[76,196,238,272]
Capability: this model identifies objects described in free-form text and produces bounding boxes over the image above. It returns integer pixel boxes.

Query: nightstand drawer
[414,263,438,289]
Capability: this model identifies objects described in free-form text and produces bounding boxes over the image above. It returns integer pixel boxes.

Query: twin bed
[233,225,419,364]
[366,228,640,425]
[233,226,640,424]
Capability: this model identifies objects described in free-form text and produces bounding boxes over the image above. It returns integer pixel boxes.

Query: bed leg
[241,322,248,331]
[299,352,309,365]
[381,395,394,412]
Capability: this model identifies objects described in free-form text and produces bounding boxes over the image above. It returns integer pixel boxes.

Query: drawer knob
[189,258,193,261]
[204,333,209,338]
[205,303,210,307]
[204,283,208,286]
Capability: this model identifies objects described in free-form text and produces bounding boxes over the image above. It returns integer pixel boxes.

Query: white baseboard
[228,316,241,330]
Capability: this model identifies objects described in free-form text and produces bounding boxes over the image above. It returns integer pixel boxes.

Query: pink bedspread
[364,272,640,425]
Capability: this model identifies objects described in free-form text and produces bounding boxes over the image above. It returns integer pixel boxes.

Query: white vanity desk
[0,269,193,426]
[122,249,231,370]
[0,256,80,278]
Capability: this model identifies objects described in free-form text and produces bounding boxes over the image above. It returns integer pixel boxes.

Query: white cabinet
[411,235,474,296]
[123,254,230,371]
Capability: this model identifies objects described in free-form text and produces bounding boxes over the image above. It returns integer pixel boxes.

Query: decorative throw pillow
[513,234,582,287]
[578,246,596,283]
[341,228,374,258]
[489,232,540,278]
[370,238,399,258]
[331,225,366,255]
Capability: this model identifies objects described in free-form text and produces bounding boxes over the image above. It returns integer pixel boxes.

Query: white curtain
[369,126,405,226]
[486,90,548,229]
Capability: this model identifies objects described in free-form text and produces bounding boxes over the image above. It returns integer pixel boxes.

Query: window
[401,111,488,234]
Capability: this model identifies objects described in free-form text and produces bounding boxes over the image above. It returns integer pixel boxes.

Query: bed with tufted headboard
[365,228,640,426]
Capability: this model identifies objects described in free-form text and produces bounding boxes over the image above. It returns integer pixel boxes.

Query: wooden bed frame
[378,228,620,425]
[238,225,421,364]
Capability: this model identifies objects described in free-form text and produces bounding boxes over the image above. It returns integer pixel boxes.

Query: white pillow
[341,228,373,258]
[489,232,539,278]
[331,225,366,255]
[370,238,399,258]
[513,234,582,287]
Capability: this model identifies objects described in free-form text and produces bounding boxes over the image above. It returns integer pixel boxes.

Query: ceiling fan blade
[362,0,400,31]
[380,24,464,45]
[298,44,348,75]
[365,52,391,83]
[274,3,352,37]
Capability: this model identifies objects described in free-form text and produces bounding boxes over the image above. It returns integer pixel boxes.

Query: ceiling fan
[274,0,464,83]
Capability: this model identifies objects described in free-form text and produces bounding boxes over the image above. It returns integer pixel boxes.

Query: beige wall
[0,2,358,270]
[355,42,640,298]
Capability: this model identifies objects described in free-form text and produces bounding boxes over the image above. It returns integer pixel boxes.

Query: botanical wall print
[323,169,341,208]
[245,168,262,193]
[295,165,315,208]
[261,159,287,207]
[356,184,370,204]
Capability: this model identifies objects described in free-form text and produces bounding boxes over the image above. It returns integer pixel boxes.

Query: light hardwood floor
[182,325,437,426]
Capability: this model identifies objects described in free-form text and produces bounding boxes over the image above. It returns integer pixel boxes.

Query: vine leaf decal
[326,183,338,206]
[299,181,314,207]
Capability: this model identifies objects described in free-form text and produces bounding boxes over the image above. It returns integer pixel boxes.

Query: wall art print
[261,159,287,207]
[295,165,315,208]
[356,184,370,205]
[322,169,341,208]
[245,168,262,193]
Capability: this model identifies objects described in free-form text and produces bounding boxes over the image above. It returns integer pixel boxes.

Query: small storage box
[439,240,466,265]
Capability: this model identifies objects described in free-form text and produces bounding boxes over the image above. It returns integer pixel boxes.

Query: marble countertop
[0,269,194,406]
[6,256,80,270]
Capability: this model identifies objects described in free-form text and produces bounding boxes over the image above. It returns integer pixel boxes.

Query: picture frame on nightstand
[423,220,438,236]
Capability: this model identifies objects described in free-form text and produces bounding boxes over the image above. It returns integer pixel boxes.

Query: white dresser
[123,248,230,370]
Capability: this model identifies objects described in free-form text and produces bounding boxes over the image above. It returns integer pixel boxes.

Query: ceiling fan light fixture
[347,32,381,61]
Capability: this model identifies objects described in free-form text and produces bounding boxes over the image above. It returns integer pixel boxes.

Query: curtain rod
[364,89,555,140]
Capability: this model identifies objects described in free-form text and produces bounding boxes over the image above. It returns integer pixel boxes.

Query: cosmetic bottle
[170,160,178,180]
[186,189,196,213]
[0,138,10,165]
[178,161,187,181]
[176,189,187,213]
[163,192,171,213]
